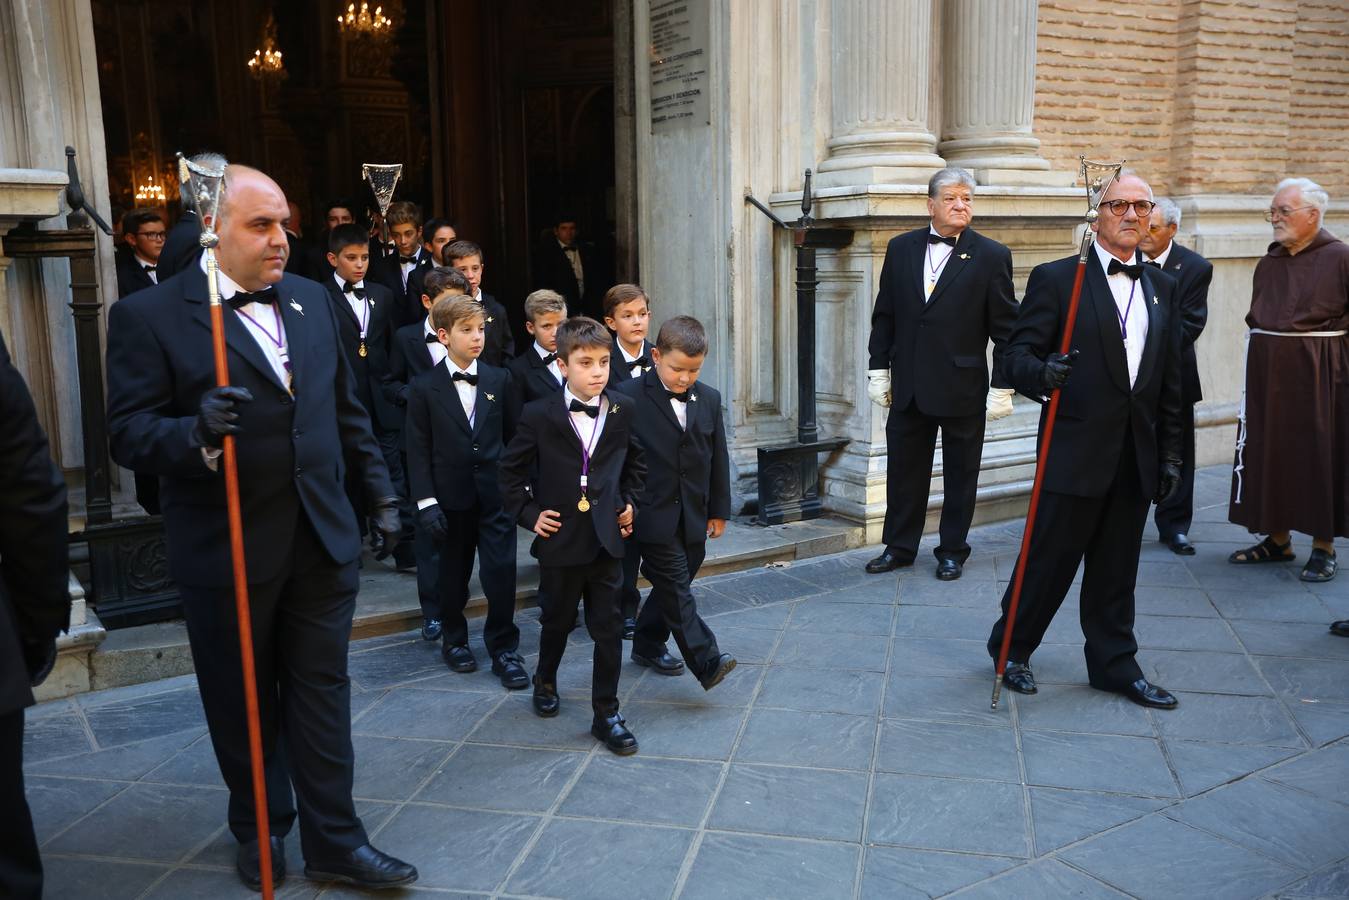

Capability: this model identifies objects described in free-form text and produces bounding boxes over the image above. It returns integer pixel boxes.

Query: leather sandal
[1228,535,1295,564]
[1300,548,1337,583]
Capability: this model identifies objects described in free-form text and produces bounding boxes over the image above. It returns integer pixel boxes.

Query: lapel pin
[290,300,304,315]
[487,315,494,323]
[1152,295,1158,305]
[484,392,495,402]
[691,392,699,402]
[959,253,971,260]
[611,404,621,414]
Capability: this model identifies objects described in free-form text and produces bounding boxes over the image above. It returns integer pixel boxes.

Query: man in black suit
[158,151,227,281]
[506,289,568,403]
[1140,197,1212,556]
[115,209,166,298]
[0,330,70,900]
[865,167,1019,581]
[985,173,1184,710]
[106,164,417,889]
[444,240,516,367]
[533,215,599,319]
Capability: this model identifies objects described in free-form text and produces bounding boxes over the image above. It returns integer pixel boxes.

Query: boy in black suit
[499,317,646,755]
[614,316,736,690]
[404,217,456,318]
[445,240,515,367]
[384,267,473,639]
[407,296,526,689]
[384,201,434,329]
[115,209,165,299]
[505,290,568,403]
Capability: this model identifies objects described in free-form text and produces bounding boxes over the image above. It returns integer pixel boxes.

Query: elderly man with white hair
[1228,177,1348,596]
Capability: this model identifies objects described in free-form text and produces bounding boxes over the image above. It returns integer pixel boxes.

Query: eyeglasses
[1101,199,1156,217]
[1263,206,1314,222]
[135,231,167,241]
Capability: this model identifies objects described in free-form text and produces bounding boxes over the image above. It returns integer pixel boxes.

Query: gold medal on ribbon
[358,341,368,358]
[577,497,591,512]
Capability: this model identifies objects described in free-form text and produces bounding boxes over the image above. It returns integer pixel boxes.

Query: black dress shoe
[1120,678,1178,709]
[442,643,477,673]
[632,649,685,675]
[420,617,442,642]
[305,843,418,888]
[1162,533,1196,556]
[699,653,737,691]
[393,544,417,572]
[936,558,963,581]
[237,836,285,891]
[1001,661,1037,695]
[532,676,560,717]
[591,713,639,755]
[491,651,530,689]
[622,617,637,640]
[865,548,912,574]
[1331,620,1349,638]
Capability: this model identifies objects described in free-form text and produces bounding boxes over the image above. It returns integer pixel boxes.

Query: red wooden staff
[991,158,1124,711]
[181,154,275,898]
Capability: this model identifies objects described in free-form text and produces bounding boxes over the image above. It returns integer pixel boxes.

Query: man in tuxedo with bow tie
[106,164,418,889]
[865,167,1019,581]
[533,214,599,319]
[985,173,1184,710]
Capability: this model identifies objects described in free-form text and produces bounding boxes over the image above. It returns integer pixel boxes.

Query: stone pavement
[20,466,1349,898]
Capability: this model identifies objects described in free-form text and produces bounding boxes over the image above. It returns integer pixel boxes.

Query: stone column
[815,0,945,186]
[939,0,1061,185]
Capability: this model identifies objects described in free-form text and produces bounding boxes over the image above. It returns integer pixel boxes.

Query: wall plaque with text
[649,0,710,132]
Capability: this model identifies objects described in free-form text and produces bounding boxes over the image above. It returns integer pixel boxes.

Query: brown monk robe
[1230,227,1349,547]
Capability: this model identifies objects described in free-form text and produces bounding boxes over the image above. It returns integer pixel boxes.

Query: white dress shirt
[925,225,960,300]
[563,386,606,448]
[617,340,649,378]
[657,376,689,430]
[333,272,369,338]
[1145,241,1173,269]
[536,341,563,383]
[423,317,449,367]
[205,256,291,388]
[399,250,421,289]
[1093,241,1149,388]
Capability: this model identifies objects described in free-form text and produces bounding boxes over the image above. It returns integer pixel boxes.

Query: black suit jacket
[1003,252,1183,500]
[323,277,399,431]
[614,370,730,545]
[384,248,433,330]
[115,251,157,299]
[867,227,1018,417]
[499,391,646,565]
[605,337,654,391]
[506,346,565,404]
[478,292,516,368]
[406,362,520,512]
[157,212,202,281]
[384,319,439,413]
[0,332,70,714]
[1151,242,1212,403]
[106,266,393,588]
[533,239,596,318]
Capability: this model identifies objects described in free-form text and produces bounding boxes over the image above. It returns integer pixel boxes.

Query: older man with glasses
[1229,178,1348,596]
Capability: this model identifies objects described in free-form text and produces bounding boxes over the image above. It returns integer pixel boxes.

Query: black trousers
[619,539,642,620]
[436,502,519,655]
[632,537,721,677]
[179,516,367,860]
[986,439,1149,690]
[882,400,985,563]
[378,429,413,540]
[1154,401,1196,538]
[535,554,623,719]
[0,708,42,900]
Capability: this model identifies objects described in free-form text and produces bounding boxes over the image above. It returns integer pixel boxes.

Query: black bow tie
[1144,260,1162,269]
[569,398,599,418]
[228,287,278,310]
[342,281,367,297]
[1107,258,1144,280]
[424,333,440,344]
[665,389,690,403]
[399,255,419,265]
[928,233,957,247]
[144,264,157,273]
[541,352,558,365]
[630,355,651,370]
[451,370,478,385]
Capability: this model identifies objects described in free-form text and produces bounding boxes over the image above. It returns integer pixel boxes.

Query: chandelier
[338,2,394,39]
[247,13,286,83]
[134,179,166,203]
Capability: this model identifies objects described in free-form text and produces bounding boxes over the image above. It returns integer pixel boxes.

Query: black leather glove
[1156,460,1182,504]
[190,386,253,449]
[418,503,449,544]
[1040,349,1079,394]
[23,637,57,687]
[372,496,403,555]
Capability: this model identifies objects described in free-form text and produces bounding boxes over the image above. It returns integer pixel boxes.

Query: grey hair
[927,166,976,199]
[178,151,228,211]
[1275,177,1329,215]
[1153,197,1181,228]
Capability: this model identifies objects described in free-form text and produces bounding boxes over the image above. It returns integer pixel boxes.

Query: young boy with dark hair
[506,289,568,403]
[406,218,457,314]
[499,317,647,754]
[407,295,526,688]
[445,239,515,367]
[613,315,736,690]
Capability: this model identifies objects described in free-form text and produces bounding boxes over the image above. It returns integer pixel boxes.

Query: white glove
[866,369,892,408]
[986,386,1015,421]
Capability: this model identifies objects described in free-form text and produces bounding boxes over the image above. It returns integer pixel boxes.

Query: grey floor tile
[889,638,990,679]
[141,867,317,899]
[466,694,601,750]
[71,674,198,709]
[756,666,884,715]
[45,782,227,862]
[80,687,207,748]
[1261,742,1349,801]
[882,674,1012,728]
[558,754,721,825]
[1139,649,1272,695]
[1163,739,1299,797]
[951,859,1129,899]
[1167,777,1349,871]
[22,711,95,764]
[1154,692,1305,747]
[708,624,782,665]
[27,775,127,844]
[1286,697,1349,747]
[415,743,585,812]
[1274,860,1349,899]
[350,735,455,801]
[859,846,1016,900]
[896,577,1005,608]
[372,804,538,892]
[785,555,875,589]
[28,729,206,781]
[1209,590,1330,623]
[875,719,1020,782]
[142,734,226,787]
[1136,559,1198,587]
[1061,814,1297,900]
[1021,731,1178,797]
[353,687,502,741]
[183,823,306,880]
[1133,586,1218,618]
[734,707,877,771]
[709,763,869,841]
[705,601,795,630]
[771,630,890,670]
[1234,620,1349,660]
[1134,615,1241,652]
[892,605,991,640]
[681,831,859,900]
[625,663,764,707]
[38,856,170,899]
[346,639,450,690]
[506,818,693,899]
[867,773,1028,857]
[825,577,904,604]
[702,568,823,605]
[1021,642,1091,685]
[1188,561,1307,593]
[1028,787,1170,854]
[1013,684,1154,736]
[618,700,748,760]
[786,599,894,635]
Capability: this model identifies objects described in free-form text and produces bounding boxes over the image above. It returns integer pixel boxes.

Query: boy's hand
[534,509,562,538]
[617,503,634,530]
[707,518,727,539]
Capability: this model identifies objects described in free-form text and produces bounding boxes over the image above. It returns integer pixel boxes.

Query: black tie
[1144,260,1161,269]
[399,255,419,265]
[630,355,651,371]
[569,399,599,418]
[342,280,366,297]
[541,352,558,365]
[665,389,690,403]
[144,265,157,274]
[1108,259,1144,280]
[424,333,440,344]
[228,287,278,310]
[928,233,957,247]
[452,370,478,386]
